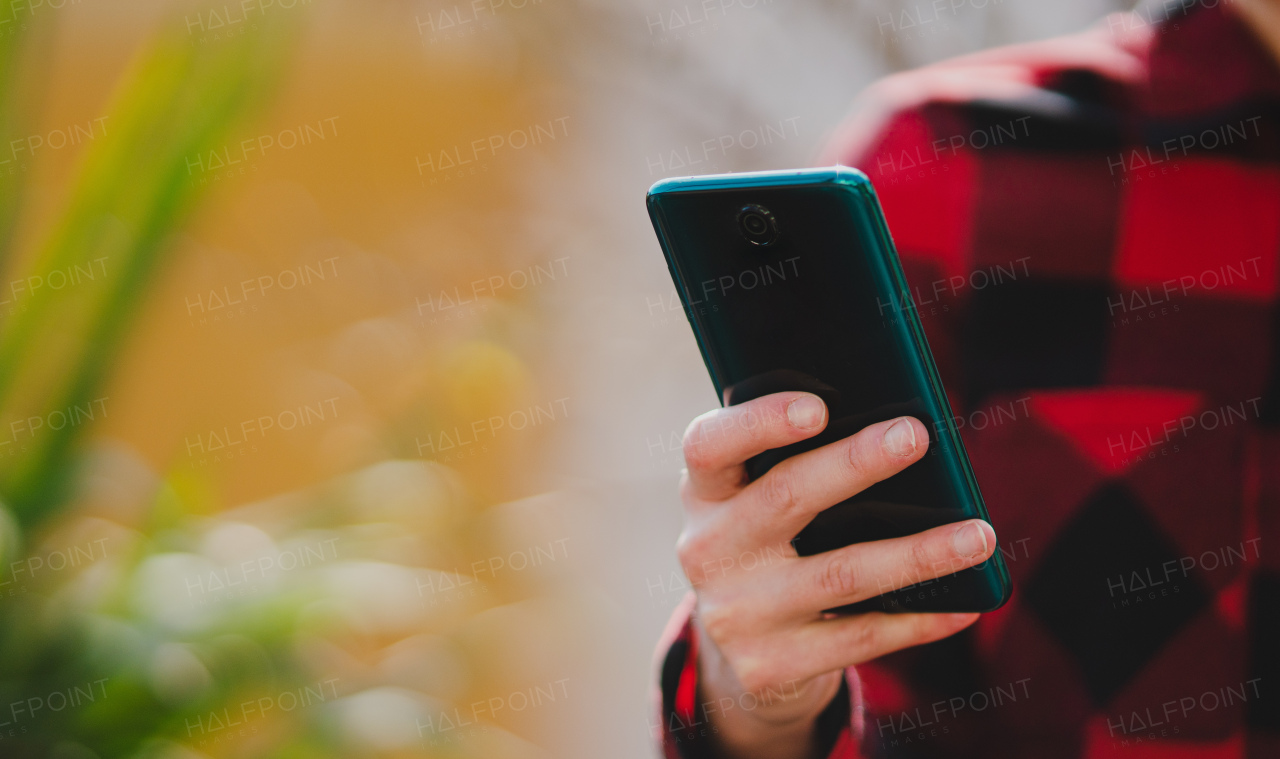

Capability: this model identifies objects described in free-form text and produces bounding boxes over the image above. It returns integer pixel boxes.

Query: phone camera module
[737,204,779,246]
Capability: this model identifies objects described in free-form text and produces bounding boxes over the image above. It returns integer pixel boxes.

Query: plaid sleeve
[816,19,1146,420]
[809,5,1280,757]
[653,592,868,758]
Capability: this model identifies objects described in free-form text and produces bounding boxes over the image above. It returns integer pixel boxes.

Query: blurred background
[0,0,1129,756]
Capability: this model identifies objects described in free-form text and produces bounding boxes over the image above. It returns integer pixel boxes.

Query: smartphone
[646,166,1011,613]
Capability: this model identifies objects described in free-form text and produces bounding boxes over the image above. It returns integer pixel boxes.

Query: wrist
[692,619,843,759]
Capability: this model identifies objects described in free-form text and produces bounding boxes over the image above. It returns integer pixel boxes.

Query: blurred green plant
[0,18,294,527]
[0,22,50,275]
[0,12,335,759]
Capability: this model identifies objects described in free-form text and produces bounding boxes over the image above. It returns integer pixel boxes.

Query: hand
[674,391,997,759]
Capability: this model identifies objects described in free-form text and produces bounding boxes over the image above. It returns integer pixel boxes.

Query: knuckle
[912,613,943,640]
[677,472,697,504]
[677,528,736,588]
[848,616,880,654]
[904,538,937,584]
[675,529,707,573]
[698,602,738,644]
[818,553,861,600]
[903,614,950,649]
[735,661,778,696]
[758,470,801,516]
[727,647,790,696]
[842,434,876,485]
[738,403,774,441]
[682,418,719,471]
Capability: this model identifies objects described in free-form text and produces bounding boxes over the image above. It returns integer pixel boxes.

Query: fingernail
[952,521,988,559]
[787,395,825,430]
[882,418,916,456]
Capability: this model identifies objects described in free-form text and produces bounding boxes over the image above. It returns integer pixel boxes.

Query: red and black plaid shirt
[655,1,1280,757]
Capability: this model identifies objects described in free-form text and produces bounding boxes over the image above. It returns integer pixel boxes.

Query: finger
[788,612,979,682]
[681,392,828,502]
[778,520,997,615]
[734,416,929,543]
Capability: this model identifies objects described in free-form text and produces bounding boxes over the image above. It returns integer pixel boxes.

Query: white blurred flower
[200,522,278,568]
[334,686,439,751]
[320,561,431,634]
[130,554,218,632]
[345,460,452,525]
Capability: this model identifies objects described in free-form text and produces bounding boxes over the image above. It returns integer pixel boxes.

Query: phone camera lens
[737,204,779,246]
